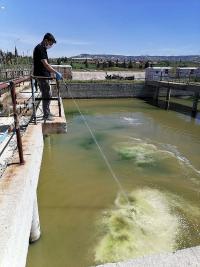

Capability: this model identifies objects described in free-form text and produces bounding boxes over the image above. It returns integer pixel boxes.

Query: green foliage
[122,59,126,68]
[102,61,108,69]
[84,59,89,68]
[128,60,133,69]
[115,59,119,67]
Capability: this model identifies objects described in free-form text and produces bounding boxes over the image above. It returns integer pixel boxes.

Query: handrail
[31,75,54,80]
[10,81,25,164]
[0,77,30,90]
[30,75,61,124]
[0,76,31,166]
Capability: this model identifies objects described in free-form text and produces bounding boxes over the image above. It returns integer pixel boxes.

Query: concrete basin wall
[0,124,44,267]
[56,82,156,99]
[54,83,193,100]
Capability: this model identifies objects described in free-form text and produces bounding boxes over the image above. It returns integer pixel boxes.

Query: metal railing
[0,74,62,169]
[0,77,30,166]
[0,66,32,82]
[146,73,200,85]
[30,75,62,124]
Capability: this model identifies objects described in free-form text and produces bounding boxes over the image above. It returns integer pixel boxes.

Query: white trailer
[145,67,172,81]
[176,67,198,78]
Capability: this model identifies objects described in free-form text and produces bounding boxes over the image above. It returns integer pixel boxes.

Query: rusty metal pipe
[10,81,25,165]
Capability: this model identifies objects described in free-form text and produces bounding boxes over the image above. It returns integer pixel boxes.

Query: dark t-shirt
[33,43,50,77]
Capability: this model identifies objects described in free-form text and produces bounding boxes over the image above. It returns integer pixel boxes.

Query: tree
[96,61,100,69]
[57,58,61,65]
[6,52,13,65]
[102,61,107,69]
[84,59,88,68]
[128,60,133,69]
[14,46,18,58]
[122,59,126,68]
[144,61,150,69]
[115,59,119,67]
[108,60,114,68]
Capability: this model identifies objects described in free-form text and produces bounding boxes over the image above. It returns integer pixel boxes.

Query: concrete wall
[54,83,193,100]
[0,124,44,267]
[156,87,194,97]
[72,71,145,81]
[96,246,200,267]
[55,82,156,99]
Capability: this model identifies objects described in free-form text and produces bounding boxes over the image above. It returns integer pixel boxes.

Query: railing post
[165,86,171,110]
[31,77,37,124]
[10,81,25,165]
[56,80,62,117]
[191,92,199,118]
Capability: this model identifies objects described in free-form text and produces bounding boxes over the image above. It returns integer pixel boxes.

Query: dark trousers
[38,80,51,118]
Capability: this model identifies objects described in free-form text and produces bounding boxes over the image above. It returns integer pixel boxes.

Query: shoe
[49,112,56,117]
[43,115,55,121]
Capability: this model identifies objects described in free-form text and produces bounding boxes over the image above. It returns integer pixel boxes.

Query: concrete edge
[0,124,44,267]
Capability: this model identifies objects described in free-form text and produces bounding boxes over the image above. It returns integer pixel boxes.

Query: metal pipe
[31,78,37,124]
[56,80,62,117]
[10,81,25,165]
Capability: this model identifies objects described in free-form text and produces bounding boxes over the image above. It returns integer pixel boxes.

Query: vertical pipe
[153,86,159,106]
[165,87,171,110]
[192,92,199,118]
[56,80,61,117]
[30,196,41,243]
[10,81,25,164]
[31,77,37,124]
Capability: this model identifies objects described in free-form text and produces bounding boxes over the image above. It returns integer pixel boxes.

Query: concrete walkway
[0,85,67,266]
[95,246,200,267]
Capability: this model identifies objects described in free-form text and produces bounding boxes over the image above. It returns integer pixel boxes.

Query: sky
[0,0,200,58]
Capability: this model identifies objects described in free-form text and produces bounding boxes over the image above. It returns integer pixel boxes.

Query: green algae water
[26,99,200,267]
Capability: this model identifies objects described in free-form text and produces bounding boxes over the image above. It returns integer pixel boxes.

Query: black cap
[43,33,57,43]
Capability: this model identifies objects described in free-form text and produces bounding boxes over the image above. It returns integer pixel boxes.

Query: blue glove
[56,71,63,80]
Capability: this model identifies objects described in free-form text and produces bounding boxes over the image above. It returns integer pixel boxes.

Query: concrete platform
[39,100,67,135]
[95,246,200,267]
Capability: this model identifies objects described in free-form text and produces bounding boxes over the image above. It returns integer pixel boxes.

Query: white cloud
[0,6,5,10]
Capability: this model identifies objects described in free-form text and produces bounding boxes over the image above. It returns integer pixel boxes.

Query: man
[33,32,62,121]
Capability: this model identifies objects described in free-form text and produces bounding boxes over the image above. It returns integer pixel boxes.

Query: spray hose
[62,81,131,206]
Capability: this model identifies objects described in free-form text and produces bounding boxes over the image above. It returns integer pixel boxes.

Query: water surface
[27,98,200,267]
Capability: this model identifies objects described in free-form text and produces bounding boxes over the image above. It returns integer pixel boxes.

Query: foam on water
[162,143,200,175]
[122,117,143,126]
[114,139,200,179]
[95,188,180,263]
[114,141,170,166]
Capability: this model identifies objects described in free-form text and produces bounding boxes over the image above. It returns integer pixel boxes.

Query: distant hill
[71,54,200,62]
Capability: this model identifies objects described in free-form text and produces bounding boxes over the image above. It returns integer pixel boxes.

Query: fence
[0,66,32,82]
[146,72,200,84]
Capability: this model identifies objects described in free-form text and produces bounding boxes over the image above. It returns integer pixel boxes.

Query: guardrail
[31,76,62,124]
[0,67,32,82]
[0,75,62,168]
[0,77,30,165]
[146,74,200,84]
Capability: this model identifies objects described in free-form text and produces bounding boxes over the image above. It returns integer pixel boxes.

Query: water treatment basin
[27,98,200,267]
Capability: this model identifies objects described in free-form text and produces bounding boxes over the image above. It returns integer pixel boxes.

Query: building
[145,67,172,81]
[176,67,199,78]
[51,65,72,80]
[196,68,200,77]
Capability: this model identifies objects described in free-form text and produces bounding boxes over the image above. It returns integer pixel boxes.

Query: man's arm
[41,59,56,74]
